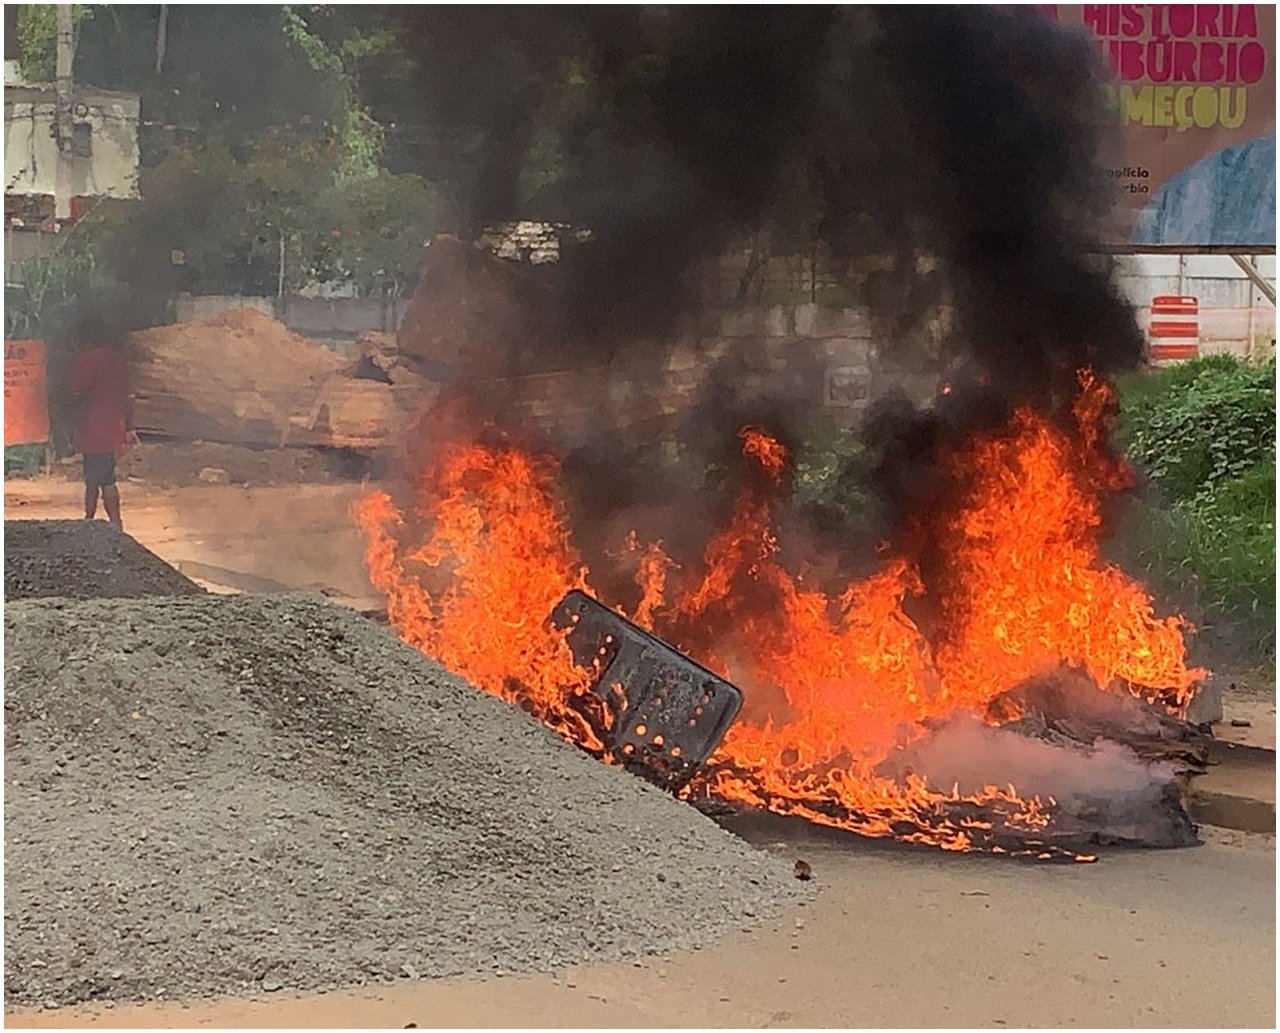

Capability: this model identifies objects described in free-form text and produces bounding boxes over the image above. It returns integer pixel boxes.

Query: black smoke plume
[399,6,1140,377]
[393,6,1145,585]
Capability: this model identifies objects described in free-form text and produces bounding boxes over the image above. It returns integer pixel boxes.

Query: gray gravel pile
[4,520,203,601]
[4,593,804,1008]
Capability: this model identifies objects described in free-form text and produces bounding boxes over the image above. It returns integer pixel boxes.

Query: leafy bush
[1114,357,1277,659]
[1117,355,1276,504]
[4,445,46,479]
[793,421,866,507]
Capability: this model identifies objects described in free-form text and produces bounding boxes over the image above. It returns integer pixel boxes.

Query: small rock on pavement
[197,466,231,485]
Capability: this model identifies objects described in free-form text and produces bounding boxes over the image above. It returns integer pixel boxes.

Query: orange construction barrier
[4,339,51,446]
[1148,296,1200,365]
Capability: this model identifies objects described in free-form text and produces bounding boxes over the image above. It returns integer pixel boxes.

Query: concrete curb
[1187,739,1276,835]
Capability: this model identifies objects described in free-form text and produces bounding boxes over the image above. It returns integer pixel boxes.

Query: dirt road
[7,821,1273,1029]
[4,477,376,606]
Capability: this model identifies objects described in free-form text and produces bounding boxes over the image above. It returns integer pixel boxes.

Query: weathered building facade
[4,67,140,268]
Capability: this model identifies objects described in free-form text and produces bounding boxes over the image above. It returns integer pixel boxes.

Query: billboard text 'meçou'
[1047,4,1275,247]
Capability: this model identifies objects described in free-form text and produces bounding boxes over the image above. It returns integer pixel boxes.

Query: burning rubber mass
[356,371,1203,860]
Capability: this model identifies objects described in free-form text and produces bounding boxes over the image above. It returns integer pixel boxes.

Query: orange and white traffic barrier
[1148,295,1200,365]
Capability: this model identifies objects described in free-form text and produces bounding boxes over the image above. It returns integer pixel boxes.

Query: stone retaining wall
[474,303,938,459]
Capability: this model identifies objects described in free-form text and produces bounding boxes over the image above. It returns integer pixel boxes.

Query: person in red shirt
[70,317,135,530]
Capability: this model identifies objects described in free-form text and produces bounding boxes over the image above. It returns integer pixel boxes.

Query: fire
[929,379,1197,711]
[354,442,610,751]
[626,530,675,632]
[355,371,1201,858]
[739,426,789,481]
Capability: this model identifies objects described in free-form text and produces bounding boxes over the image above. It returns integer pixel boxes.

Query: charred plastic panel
[549,589,743,790]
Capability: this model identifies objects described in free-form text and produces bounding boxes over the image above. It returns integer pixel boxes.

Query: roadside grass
[1110,477,1276,661]
[1112,356,1277,663]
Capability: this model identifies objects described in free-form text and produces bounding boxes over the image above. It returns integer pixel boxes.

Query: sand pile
[128,310,429,450]
[4,593,804,1008]
[129,309,345,447]
[4,520,203,602]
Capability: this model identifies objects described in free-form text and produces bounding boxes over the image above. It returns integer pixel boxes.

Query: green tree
[280,5,383,179]
[82,127,456,300]
[29,7,459,302]
[301,172,457,295]
[14,5,94,82]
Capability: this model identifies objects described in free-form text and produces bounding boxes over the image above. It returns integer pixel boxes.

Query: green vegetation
[8,5,455,314]
[279,5,388,180]
[4,445,46,479]
[14,5,94,83]
[792,418,874,526]
[1114,355,1276,658]
[3,228,139,344]
[82,131,455,302]
[1116,355,1274,502]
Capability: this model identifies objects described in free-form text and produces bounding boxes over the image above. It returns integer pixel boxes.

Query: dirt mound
[128,310,434,451]
[4,520,203,601]
[3,594,804,1008]
[129,310,346,446]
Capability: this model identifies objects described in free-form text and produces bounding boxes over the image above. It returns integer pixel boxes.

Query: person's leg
[101,484,122,530]
[83,453,119,527]
[97,453,122,530]
[83,454,105,518]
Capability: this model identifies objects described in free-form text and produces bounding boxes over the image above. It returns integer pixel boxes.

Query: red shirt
[71,346,130,455]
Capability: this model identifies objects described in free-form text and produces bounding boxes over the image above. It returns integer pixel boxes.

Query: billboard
[4,339,51,446]
[1047,4,1276,248]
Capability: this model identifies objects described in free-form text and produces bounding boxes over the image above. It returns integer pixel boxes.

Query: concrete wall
[159,295,924,450]
[172,294,276,323]
[481,303,911,457]
[281,295,404,343]
[4,85,140,201]
[168,245,1276,366]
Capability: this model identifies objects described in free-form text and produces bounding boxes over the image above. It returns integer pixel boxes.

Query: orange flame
[740,426,789,482]
[356,371,1200,859]
[626,530,675,631]
[354,442,610,751]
